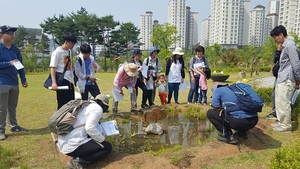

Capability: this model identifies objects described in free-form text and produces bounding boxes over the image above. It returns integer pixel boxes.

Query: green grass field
[0,71,279,168]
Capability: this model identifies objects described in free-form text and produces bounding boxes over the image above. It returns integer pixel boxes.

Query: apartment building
[139,11,153,50]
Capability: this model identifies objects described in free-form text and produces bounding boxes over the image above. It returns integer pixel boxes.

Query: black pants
[207,109,258,136]
[146,89,154,106]
[56,79,74,110]
[67,140,112,162]
[135,80,147,105]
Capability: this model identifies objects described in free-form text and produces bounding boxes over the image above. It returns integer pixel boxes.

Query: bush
[259,66,272,72]
[255,87,273,106]
[270,139,300,169]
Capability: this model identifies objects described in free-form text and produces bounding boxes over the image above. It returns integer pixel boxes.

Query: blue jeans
[187,76,200,103]
[198,88,207,104]
[168,82,180,103]
[81,83,101,100]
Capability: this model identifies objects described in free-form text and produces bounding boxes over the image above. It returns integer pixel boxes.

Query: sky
[1,0,268,34]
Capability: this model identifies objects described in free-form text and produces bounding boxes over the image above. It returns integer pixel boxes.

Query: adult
[0,25,28,140]
[57,94,112,169]
[165,47,185,104]
[112,63,138,114]
[128,49,148,110]
[49,33,77,109]
[265,44,282,119]
[74,44,100,100]
[207,82,258,144]
[143,46,162,106]
[187,45,209,104]
[270,25,300,132]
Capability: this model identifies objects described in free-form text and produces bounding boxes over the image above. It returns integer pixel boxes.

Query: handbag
[43,72,64,89]
[272,61,280,78]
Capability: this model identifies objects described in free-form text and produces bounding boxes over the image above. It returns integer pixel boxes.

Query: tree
[14,26,28,48]
[205,43,222,67]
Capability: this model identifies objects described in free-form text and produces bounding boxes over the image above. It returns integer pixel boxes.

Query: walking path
[250,76,275,88]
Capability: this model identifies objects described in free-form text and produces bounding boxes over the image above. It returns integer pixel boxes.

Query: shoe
[203,103,207,106]
[131,107,139,112]
[187,102,191,104]
[265,113,277,120]
[234,131,248,140]
[271,122,281,128]
[10,126,28,132]
[0,133,6,141]
[217,135,238,144]
[217,135,229,143]
[273,125,292,132]
[175,102,179,104]
[67,159,87,169]
[167,101,171,104]
[141,104,149,109]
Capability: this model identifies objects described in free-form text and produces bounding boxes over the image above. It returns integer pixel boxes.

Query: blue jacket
[0,42,26,85]
[211,86,258,119]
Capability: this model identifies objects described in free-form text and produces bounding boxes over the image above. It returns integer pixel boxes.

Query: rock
[143,106,167,122]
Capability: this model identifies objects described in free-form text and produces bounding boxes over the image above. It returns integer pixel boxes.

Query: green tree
[205,43,222,67]
[220,48,239,67]
[14,26,28,48]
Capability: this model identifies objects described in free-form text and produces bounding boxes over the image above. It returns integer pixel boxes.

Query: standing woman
[165,47,185,104]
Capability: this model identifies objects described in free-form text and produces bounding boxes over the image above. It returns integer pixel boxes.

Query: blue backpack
[226,83,264,114]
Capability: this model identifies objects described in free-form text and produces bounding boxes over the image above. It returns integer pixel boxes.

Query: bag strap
[59,50,71,81]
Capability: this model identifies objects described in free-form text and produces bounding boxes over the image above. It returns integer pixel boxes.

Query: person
[143,46,162,106]
[187,46,209,104]
[270,25,300,132]
[74,44,101,100]
[0,25,29,140]
[156,74,168,105]
[165,47,185,104]
[207,82,259,144]
[56,94,112,169]
[265,44,282,119]
[192,66,208,105]
[49,33,77,109]
[128,49,148,110]
[112,63,138,115]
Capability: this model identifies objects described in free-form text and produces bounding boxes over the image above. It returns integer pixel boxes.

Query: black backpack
[73,57,83,86]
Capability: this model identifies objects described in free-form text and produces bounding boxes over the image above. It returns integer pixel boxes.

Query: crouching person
[207,82,258,144]
[57,94,112,169]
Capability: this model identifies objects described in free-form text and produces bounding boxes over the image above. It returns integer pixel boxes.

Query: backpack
[73,57,83,86]
[226,83,264,114]
[48,99,91,135]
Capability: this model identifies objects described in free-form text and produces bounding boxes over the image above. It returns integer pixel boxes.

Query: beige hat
[124,63,138,77]
[172,47,184,55]
[94,94,109,106]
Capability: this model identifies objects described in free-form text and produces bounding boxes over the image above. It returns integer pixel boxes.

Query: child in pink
[193,67,207,105]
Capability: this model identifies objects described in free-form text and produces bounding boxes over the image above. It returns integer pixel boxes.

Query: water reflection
[112,114,214,153]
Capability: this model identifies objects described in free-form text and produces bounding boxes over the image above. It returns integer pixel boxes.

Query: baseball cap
[133,49,143,56]
[94,94,109,106]
[0,25,17,34]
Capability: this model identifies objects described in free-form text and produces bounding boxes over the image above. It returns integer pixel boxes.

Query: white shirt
[56,101,105,154]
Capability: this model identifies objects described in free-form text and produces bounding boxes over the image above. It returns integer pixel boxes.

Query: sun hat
[172,47,184,55]
[149,46,160,55]
[0,25,17,34]
[211,82,228,92]
[124,63,138,77]
[94,94,109,106]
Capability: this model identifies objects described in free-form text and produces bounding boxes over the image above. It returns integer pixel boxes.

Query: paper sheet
[141,64,148,78]
[48,86,69,90]
[13,60,24,70]
[97,120,120,136]
[179,81,189,91]
[292,89,299,105]
[112,87,124,102]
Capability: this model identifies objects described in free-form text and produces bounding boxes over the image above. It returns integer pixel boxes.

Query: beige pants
[275,80,294,127]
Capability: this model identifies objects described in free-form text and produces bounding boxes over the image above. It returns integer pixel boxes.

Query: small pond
[108,114,216,153]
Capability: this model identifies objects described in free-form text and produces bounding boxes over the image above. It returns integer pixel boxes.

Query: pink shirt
[199,74,207,90]
[113,65,137,90]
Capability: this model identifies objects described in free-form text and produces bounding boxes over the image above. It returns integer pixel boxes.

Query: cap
[94,94,109,106]
[172,47,184,55]
[0,25,17,34]
[133,49,143,56]
[124,63,138,77]
[211,82,228,92]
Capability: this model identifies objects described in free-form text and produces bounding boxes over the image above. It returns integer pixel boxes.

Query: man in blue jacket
[207,82,258,144]
[0,25,28,141]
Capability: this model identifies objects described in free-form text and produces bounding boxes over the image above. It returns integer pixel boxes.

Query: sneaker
[131,107,139,112]
[0,133,6,141]
[187,102,191,105]
[271,122,281,128]
[217,135,238,144]
[273,125,292,132]
[67,159,86,169]
[10,126,28,132]
[175,102,179,104]
[141,104,149,109]
[234,131,248,140]
[203,103,207,106]
[265,113,277,120]
[217,135,229,143]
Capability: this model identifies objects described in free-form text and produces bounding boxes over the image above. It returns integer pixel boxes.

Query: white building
[168,0,187,48]
[200,18,210,47]
[248,5,267,47]
[186,8,199,48]
[278,0,298,35]
[139,11,153,50]
[209,0,250,48]
[268,0,280,28]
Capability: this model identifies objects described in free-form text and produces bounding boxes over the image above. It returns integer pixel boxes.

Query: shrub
[255,87,273,106]
[270,139,300,169]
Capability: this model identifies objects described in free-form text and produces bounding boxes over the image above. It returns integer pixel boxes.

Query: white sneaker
[0,133,6,140]
[271,122,281,128]
[273,125,292,132]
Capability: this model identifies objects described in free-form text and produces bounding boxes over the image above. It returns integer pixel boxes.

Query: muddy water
[111,114,215,153]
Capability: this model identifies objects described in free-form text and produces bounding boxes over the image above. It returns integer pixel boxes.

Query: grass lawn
[0,71,290,168]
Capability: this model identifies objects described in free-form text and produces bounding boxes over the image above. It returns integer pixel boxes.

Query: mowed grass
[0,71,274,168]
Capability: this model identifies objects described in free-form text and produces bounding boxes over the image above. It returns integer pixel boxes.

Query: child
[156,74,168,105]
[192,67,207,105]
[144,66,156,106]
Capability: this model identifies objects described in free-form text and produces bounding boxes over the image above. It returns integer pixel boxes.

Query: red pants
[159,92,168,105]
